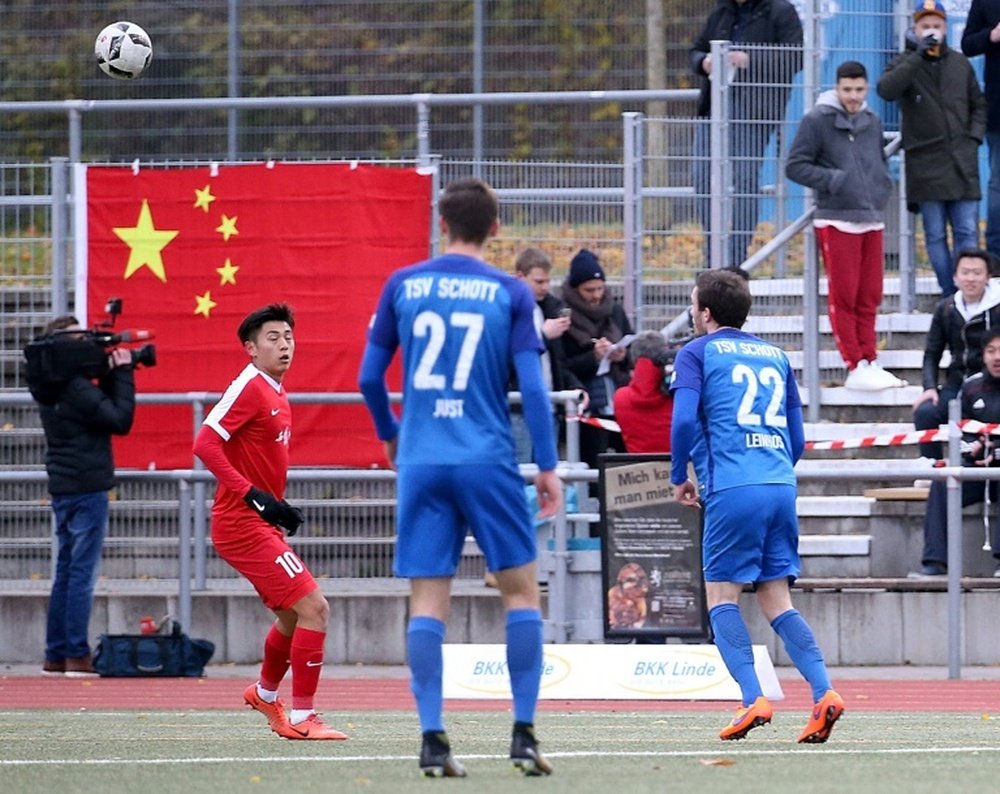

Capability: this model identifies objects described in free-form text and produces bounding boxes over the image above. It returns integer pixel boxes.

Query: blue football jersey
[670,328,801,494]
[366,253,543,465]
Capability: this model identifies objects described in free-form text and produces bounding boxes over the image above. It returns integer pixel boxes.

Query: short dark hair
[238,303,294,344]
[438,178,498,244]
[514,246,552,275]
[695,269,752,329]
[836,60,867,82]
[954,248,995,275]
[43,315,80,336]
[982,328,1000,350]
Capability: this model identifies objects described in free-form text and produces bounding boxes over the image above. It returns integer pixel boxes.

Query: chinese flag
[82,162,430,469]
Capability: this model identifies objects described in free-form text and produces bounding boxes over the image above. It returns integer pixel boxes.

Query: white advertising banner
[442,644,783,701]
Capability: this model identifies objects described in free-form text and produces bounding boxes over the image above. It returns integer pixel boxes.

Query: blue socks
[408,610,543,731]
[771,608,831,702]
[407,616,446,733]
[709,603,762,706]
[506,609,543,725]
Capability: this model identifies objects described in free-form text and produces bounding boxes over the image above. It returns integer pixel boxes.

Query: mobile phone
[558,307,573,319]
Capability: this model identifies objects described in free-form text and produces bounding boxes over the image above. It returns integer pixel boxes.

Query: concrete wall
[4,582,999,667]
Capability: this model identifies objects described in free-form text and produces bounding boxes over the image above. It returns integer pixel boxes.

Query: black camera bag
[93,621,214,677]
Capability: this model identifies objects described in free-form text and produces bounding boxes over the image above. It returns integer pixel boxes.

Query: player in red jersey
[193,303,347,741]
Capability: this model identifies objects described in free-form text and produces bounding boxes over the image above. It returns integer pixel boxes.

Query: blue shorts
[702,483,800,585]
[394,462,536,578]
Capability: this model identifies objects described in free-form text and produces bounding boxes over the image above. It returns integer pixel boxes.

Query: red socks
[290,626,326,710]
[258,623,292,691]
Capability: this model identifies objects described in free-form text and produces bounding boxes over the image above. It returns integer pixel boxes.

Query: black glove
[917,32,941,58]
[280,503,304,536]
[244,486,304,535]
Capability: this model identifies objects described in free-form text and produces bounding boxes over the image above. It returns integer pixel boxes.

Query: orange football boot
[797,690,845,744]
[282,712,350,740]
[243,682,290,736]
[719,696,773,741]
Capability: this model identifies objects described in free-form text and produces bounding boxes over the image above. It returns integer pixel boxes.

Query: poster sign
[441,643,783,701]
[599,453,709,641]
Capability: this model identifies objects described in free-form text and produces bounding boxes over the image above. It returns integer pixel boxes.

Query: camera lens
[130,343,157,368]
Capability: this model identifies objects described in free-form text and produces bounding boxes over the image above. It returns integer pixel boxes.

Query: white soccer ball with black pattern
[94,21,152,80]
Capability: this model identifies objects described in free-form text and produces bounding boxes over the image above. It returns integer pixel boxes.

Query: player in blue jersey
[670,269,844,744]
[358,177,561,778]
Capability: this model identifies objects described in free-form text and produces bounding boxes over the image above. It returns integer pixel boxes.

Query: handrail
[0,464,600,645]
[0,461,992,669]
[0,88,698,116]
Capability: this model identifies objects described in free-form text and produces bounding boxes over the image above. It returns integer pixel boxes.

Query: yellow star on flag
[194,291,218,318]
[113,200,179,283]
[216,214,239,242]
[193,185,216,213]
[216,258,239,286]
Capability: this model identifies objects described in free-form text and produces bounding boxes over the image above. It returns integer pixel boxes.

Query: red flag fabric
[82,162,430,469]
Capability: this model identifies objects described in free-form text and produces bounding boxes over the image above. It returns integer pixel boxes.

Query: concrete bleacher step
[745,309,931,338]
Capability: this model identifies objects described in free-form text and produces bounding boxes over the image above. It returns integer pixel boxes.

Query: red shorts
[211,514,317,611]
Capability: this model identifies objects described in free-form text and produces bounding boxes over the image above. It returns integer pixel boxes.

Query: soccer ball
[94,21,152,80]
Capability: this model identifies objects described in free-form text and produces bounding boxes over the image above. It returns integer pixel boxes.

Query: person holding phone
[510,247,586,464]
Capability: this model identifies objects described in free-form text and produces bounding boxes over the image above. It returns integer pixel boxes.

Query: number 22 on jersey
[731,363,787,428]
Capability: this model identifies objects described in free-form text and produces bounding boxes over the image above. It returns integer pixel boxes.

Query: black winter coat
[689,0,803,120]
[960,367,1000,463]
[34,368,136,495]
[962,0,1000,133]
[877,41,985,203]
[922,291,1000,390]
[507,292,584,403]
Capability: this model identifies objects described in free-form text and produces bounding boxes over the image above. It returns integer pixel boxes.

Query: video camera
[24,298,156,389]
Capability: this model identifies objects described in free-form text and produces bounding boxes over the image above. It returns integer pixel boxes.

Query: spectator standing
[560,249,634,470]
[510,246,585,463]
[27,316,136,678]
[787,60,905,390]
[193,304,348,741]
[613,331,675,454]
[910,327,1000,578]
[913,249,1000,458]
[877,1,986,297]
[670,269,843,743]
[962,0,1000,260]
[690,0,803,268]
[359,178,560,777]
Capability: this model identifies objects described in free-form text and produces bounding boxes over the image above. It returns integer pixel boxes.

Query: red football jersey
[202,363,292,529]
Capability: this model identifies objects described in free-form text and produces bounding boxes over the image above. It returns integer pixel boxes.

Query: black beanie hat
[567,249,605,287]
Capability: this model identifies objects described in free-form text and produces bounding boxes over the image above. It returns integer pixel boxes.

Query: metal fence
[0,388,586,583]
[0,453,990,672]
[0,1,982,584]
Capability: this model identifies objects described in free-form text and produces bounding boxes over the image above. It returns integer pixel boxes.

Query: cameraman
[28,315,136,677]
[912,328,1000,577]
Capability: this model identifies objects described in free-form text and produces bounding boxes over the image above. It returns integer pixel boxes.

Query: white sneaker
[843,360,881,390]
[844,360,907,391]
[868,360,908,388]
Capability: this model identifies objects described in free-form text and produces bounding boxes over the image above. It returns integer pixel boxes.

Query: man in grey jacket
[787,60,903,391]
[878,1,986,297]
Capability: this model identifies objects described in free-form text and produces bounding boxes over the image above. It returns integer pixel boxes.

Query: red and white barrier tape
[800,420,1000,450]
[572,416,1000,450]
[572,415,622,433]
